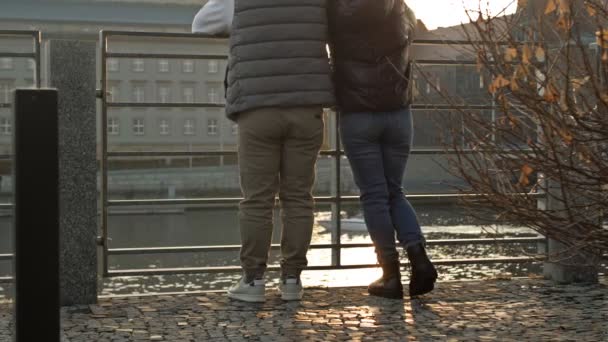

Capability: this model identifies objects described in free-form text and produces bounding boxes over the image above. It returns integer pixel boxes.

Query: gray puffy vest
[226,0,335,120]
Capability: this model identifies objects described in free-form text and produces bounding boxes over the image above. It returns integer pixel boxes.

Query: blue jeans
[340,108,424,264]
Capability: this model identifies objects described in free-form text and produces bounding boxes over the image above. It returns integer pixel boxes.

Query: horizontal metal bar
[0,254,13,261]
[106,53,227,60]
[108,150,237,158]
[411,104,495,110]
[108,238,546,256]
[101,32,504,47]
[107,102,225,108]
[105,148,536,158]
[0,203,13,210]
[105,149,463,158]
[106,256,545,277]
[0,276,13,284]
[108,193,480,207]
[0,104,11,109]
[102,55,487,67]
[103,31,226,39]
[414,59,477,66]
[107,196,339,207]
[103,103,494,111]
[412,39,512,46]
[0,30,40,37]
[107,193,543,207]
[108,150,335,157]
[0,53,36,59]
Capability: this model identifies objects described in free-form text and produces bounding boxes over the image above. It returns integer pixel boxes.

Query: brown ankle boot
[406,243,438,297]
[368,261,404,299]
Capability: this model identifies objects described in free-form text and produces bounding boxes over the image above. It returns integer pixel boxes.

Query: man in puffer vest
[193,0,335,302]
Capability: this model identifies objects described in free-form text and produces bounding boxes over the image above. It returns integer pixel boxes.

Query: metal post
[13,88,60,342]
[34,31,42,88]
[99,31,110,278]
[330,111,342,267]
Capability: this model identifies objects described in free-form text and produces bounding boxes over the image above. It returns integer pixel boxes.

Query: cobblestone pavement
[0,278,606,341]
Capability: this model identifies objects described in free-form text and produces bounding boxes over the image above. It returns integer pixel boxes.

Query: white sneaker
[227,277,265,303]
[278,276,303,301]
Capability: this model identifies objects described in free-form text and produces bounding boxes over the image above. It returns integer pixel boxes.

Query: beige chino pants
[237,106,324,278]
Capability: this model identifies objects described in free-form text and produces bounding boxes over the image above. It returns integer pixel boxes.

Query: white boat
[317,218,368,233]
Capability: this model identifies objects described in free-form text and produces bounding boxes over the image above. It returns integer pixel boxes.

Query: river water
[1,203,605,299]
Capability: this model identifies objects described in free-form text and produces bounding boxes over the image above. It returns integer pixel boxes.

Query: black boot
[406,243,438,297]
[368,261,404,299]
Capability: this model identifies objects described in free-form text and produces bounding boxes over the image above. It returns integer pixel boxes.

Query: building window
[133,59,145,72]
[208,86,219,104]
[27,59,36,70]
[0,58,13,70]
[108,58,120,72]
[231,123,238,135]
[479,73,485,89]
[426,82,431,94]
[184,119,196,135]
[158,59,170,73]
[132,85,145,103]
[182,86,195,103]
[0,81,13,103]
[108,85,119,102]
[0,118,11,135]
[208,60,219,74]
[159,119,171,136]
[108,117,120,135]
[207,118,218,136]
[158,85,171,103]
[182,60,195,73]
[133,118,145,136]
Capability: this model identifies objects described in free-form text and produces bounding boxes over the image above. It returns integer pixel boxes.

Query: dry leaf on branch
[535,46,546,62]
[489,74,510,94]
[543,82,559,102]
[519,164,535,186]
[504,47,518,62]
[522,45,532,65]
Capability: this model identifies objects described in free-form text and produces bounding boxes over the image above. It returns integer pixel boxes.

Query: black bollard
[13,89,60,342]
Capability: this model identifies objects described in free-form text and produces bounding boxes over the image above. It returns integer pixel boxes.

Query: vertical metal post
[34,31,41,89]
[99,31,110,277]
[13,89,60,342]
[330,111,342,267]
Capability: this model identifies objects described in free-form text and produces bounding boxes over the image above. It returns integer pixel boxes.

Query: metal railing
[0,30,41,89]
[0,30,41,164]
[0,30,42,284]
[97,31,547,279]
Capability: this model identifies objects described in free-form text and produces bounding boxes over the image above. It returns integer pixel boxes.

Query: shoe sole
[227,291,265,303]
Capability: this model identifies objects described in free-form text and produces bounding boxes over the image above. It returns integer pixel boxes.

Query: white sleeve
[191,0,234,35]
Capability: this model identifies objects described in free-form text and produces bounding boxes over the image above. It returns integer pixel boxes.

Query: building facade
[0,0,500,196]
